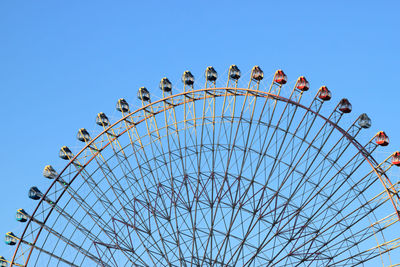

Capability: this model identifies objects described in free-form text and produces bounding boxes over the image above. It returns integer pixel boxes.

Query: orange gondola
[274,69,287,84]
[318,86,331,101]
[338,98,352,113]
[375,131,389,146]
[392,151,400,166]
[296,76,309,91]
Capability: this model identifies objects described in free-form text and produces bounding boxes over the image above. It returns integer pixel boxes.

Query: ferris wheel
[2,65,400,266]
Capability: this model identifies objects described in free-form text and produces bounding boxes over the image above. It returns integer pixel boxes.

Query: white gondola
[358,113,371,129]
[43,165,58,179]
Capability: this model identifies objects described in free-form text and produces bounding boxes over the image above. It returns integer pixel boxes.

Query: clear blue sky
[1,0,399,260]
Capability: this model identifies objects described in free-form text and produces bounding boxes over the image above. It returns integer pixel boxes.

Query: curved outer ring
[11,87,400,266]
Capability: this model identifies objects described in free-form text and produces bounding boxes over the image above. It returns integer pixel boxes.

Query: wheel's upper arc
[10,86,397,266]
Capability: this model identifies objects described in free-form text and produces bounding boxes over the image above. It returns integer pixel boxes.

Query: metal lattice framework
[3,65,400,266]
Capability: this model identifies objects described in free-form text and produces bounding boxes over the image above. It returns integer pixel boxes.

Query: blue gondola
[229,65,241,80]
[5,232,17,246]
[159,77,172,92]
[0,256,7,267]
[205,66,218,82]
[16,209,28,222]
[77,128,91,142]
[137,87,150,102]
[29,186,42,200]
[116,98,129,113]
[182,71,194,86]
[251,66,264,81]
[96,112,109,126]
[59,146,73,160]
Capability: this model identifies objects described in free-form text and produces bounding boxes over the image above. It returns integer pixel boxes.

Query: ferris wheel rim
[10,86,399,266]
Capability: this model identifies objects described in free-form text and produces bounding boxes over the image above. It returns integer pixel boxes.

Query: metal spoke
[7,66,400,267]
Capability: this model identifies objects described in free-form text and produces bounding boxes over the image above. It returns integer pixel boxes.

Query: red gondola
[375,131,389,146]
[274,70,287,85]
[338,98,352,113]
[296,76,309,91]
[318,86,331,101]
[392,151,400,166]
